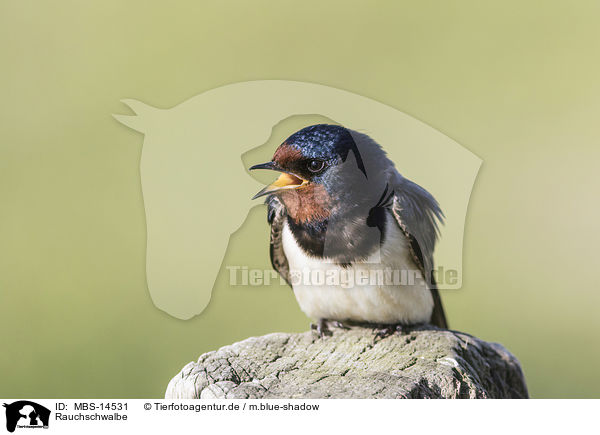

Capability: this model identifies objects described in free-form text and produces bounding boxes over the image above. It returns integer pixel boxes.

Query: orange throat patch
[279,183,332,223]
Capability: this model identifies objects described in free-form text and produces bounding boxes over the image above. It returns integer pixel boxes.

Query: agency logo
[3,401,50,433]
[114,80,481,320]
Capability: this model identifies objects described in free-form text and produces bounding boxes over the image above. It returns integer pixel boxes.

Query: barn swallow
[250,124,447,336]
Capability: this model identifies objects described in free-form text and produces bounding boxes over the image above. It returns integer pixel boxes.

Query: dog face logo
[3,401,50,432]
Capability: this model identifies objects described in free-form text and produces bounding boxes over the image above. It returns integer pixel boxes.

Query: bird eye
[307,159,325,173]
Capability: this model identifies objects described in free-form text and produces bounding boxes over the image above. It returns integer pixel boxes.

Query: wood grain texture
[165,326,528,399]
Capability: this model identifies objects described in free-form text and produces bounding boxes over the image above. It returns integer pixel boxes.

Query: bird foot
[374,324,404,340]
[311,319,332,338]
[328,320,349,330]
[311,319,349,338]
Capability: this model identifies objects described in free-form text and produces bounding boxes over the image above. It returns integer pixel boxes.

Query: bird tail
[430,286,448,329]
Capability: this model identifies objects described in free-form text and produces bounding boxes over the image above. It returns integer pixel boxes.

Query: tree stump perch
[165,326,528,399]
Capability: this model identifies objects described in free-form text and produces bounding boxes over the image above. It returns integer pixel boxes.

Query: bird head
[250,124,370,196]
[250,124,389,223]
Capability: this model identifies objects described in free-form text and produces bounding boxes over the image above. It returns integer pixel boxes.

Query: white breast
[281,213,433,324]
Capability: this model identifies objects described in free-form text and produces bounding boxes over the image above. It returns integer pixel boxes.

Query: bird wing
[266,195,291,286]
[389,171,448,329]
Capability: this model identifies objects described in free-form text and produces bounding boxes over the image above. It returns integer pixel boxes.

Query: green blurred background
[1,1,599,398]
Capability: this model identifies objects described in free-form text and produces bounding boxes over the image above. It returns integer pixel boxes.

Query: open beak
[249,161,308,199]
